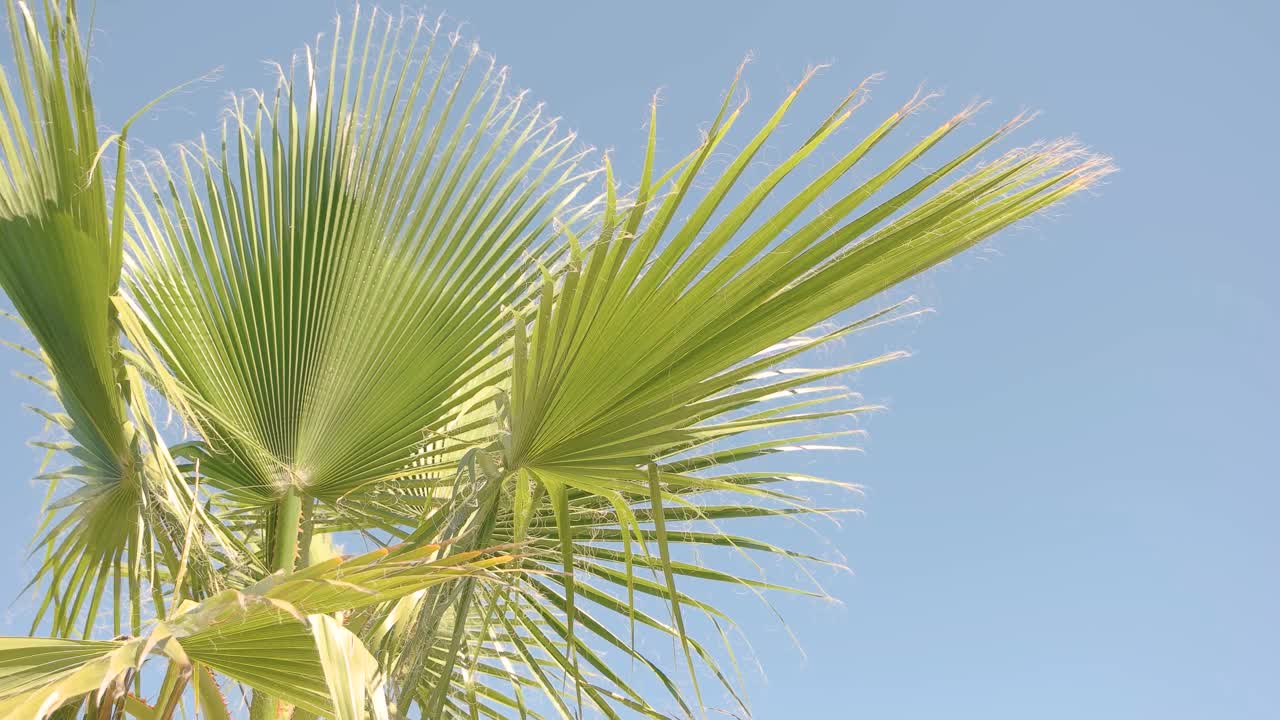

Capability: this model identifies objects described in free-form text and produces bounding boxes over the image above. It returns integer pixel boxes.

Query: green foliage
[0,2,1109,718]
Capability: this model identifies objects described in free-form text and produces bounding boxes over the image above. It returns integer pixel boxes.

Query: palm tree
[0,2,1109,718]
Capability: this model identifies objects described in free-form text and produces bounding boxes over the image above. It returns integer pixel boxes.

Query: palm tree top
[0,2,1109,717]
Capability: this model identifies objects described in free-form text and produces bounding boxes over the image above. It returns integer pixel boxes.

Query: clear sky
[1,1,1276,718]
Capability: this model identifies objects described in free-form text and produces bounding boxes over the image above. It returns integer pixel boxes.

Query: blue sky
[1,1,1276,718]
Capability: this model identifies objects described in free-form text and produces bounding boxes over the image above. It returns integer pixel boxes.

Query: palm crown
[0,2,1109,718]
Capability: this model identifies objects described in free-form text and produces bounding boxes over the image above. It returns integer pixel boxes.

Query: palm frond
[0,0,246,639]
[483,67,1110,717]
[0,540,513,718]
[123,7,593,520]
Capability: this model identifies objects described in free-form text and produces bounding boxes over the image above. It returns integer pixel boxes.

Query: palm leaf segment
[0,543,513,719]
[0,0,247,640]
[0,2,1110,718]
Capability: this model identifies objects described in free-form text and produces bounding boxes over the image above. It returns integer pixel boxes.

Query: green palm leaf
[0,0,247,640]
[123,8,591,518]
[481,67,1109,716]
[0,540,512,718]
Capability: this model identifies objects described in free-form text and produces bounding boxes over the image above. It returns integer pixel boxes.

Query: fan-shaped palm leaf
[0,0,248,640]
